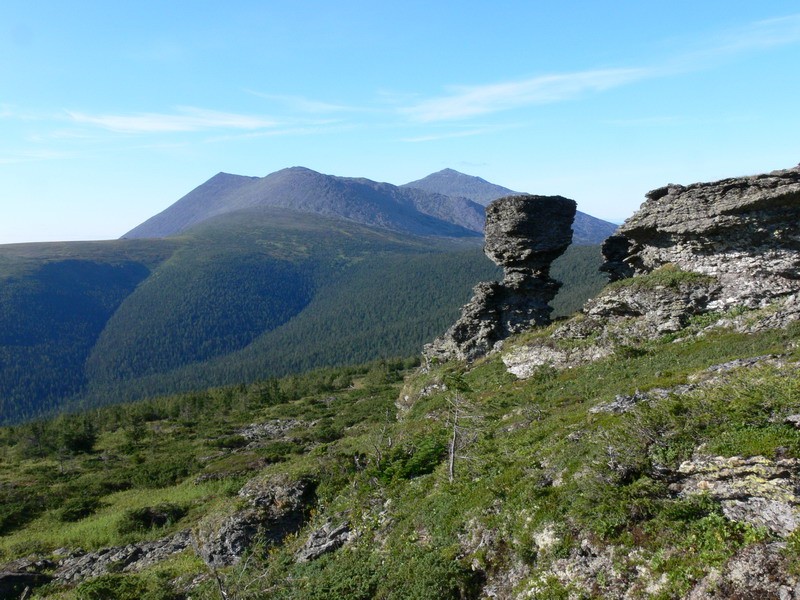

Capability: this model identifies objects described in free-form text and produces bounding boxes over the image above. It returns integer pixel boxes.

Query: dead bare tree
[444,374,483,483]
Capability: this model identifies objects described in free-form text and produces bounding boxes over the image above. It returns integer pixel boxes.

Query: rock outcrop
[295,520,352,562]
[195,473,314,567]
[503,165,800,378]
[670,454,800,537]
[54,531,192,584]
[687,542,800,599]
[424,195,576,362]
[603,164,800,309]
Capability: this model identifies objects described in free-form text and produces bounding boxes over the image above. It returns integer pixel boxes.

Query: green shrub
[117,503,187,535]
[373,435,447,482]
[58,497,102,522]
[210,434,249,449]
[75,572,178,600]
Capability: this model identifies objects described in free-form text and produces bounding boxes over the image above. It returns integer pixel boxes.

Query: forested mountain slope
[0,208,604,425]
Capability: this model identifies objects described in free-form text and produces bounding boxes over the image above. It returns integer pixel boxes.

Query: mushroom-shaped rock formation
[424,195,576,363]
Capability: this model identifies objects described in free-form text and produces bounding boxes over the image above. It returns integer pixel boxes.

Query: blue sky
[2,1,799,244]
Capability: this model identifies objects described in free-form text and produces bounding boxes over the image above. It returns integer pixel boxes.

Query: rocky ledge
[503,165,800,378]
[604,164,800,309]
[424,195,576,362]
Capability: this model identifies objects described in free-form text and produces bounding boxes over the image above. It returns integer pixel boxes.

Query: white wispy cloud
[399,13,800,125]
[712,13,800,54]
[402,67,650,123]
[0,149,77,164]
[245,90,362,115]
[66,106,280,133]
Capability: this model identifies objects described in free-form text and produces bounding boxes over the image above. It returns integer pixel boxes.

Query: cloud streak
[67,106,280,133]
[245,90,362,115]
[400,13,800,124]
[402,67,650,123]
[713,13,800,54]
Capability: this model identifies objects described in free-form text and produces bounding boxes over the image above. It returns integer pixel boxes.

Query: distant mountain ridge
[124,167,615,244]
[124,167,484,240]
[402,168,617,244]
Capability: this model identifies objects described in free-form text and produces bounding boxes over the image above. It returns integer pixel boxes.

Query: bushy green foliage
[74,572,179,600]
[606,262,716,292]
[58,497,103,522]
[0,211,603,424]
[117,503,187,535]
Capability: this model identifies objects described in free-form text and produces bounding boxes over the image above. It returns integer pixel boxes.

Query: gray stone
[589,391,650,414]
[425,195,576,362]
[195,474,314,567]
[54,530,192,584]
[670,454,800,537]
[603,164,800,312]
[295,521,351,562]
[687,542,799,599]
[502,165,800,378]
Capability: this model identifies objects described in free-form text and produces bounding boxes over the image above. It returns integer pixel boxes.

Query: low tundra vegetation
[1,315,799,598]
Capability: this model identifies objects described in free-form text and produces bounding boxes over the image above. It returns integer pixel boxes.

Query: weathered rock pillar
[424,195,576,362]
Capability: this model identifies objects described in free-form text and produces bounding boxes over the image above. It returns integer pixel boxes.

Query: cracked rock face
[603,164,800,310]
[424,195,576,362]
[53,531,192,584]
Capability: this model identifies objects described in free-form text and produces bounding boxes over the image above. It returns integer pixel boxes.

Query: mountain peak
[402,169,520,207]
[402,169,617,245]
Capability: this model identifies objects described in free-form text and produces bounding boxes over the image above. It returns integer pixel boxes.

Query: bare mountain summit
[124,167,484,240]
[403,168,617,245]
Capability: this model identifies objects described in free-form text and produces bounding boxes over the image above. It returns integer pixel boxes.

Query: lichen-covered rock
[425,195,576,363]
[670,454,800,537]
[295,521,351,562]
[502,166,800,378]
[687,542,800,599]
[195,473,314,567]
[503,342,612,378]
